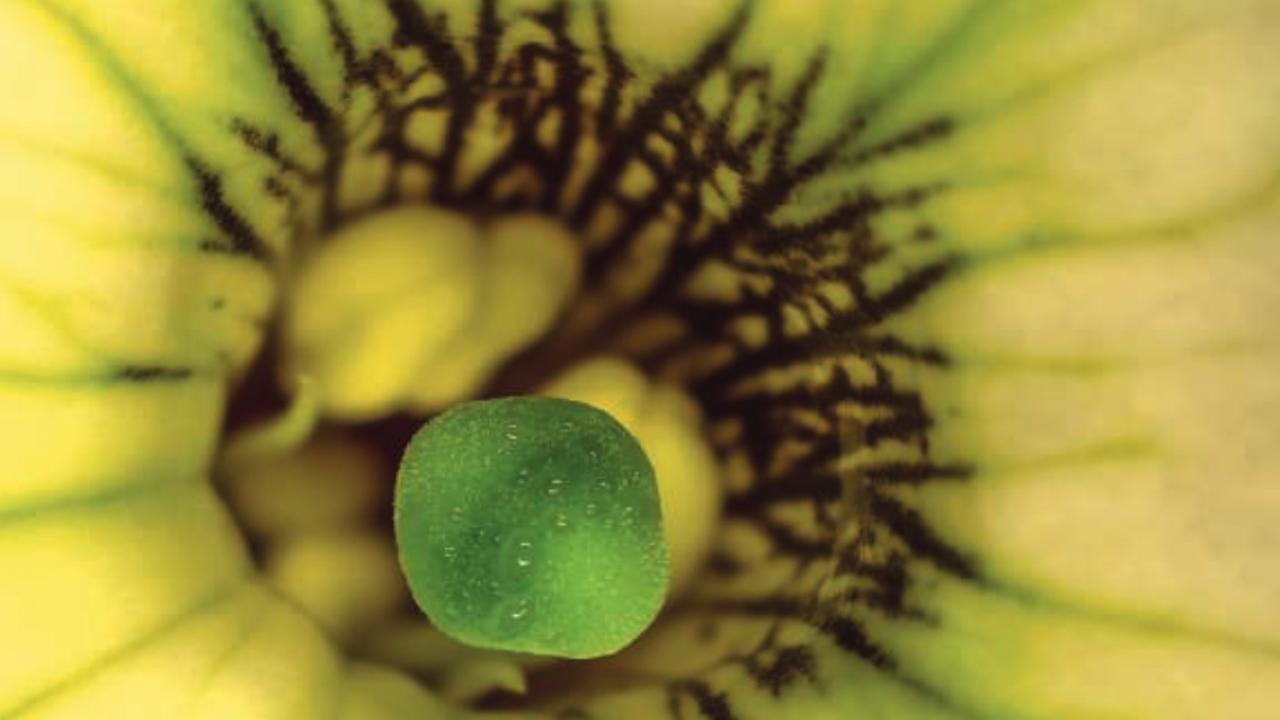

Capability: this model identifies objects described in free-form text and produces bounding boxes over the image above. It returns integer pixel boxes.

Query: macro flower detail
[2,1,1278,719]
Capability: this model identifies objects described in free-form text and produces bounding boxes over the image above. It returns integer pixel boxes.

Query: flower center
[214,0,961,709]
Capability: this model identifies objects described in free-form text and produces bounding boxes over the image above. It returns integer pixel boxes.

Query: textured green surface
[395,397,669,659]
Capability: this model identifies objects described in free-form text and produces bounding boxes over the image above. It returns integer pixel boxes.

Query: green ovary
[395,396,669,659]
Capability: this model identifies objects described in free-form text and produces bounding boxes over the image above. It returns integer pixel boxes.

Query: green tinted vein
[28,1,272,262]
[178,592,271,716]
[0,132,193,209]
[5,578,251,719]
[854,0,1003,128]
[0,476,191,528]
[979,578,1280,661]
[967,438,1168,480]
[25,1,192,175]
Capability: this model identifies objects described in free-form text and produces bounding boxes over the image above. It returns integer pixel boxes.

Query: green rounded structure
[394,396,670,658]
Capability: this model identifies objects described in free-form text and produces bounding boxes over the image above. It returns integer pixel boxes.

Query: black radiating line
[116,365,195,382]
[384,0,473,201]
[189,159,271,261]
[868,492,976,579]
[678,681,737,720]
[251,7,337,135]
[568,1,754,226]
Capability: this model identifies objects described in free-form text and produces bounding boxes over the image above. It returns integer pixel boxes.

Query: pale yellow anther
[541,357,723,597]
[285,207,481,421]
[222,431,385,538]
[266,530,408,643]
[284,208,580,421]
[408,213,580,410]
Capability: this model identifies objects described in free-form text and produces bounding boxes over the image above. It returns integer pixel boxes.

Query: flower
[2,1,1278,718]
